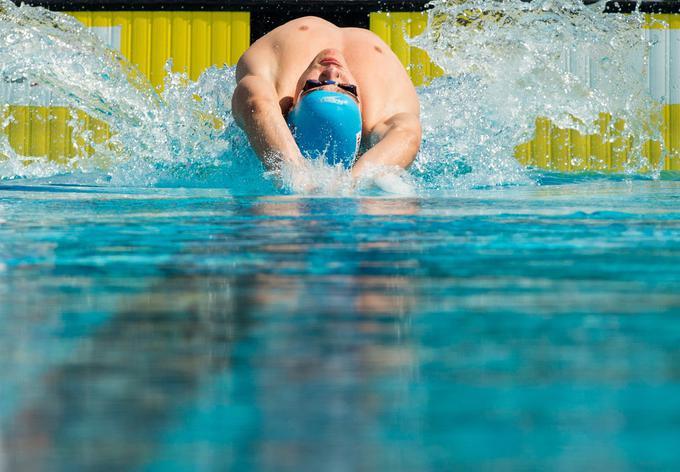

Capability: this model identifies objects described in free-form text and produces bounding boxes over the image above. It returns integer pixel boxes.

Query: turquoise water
[2,0,680,468]
[1,175,679,470]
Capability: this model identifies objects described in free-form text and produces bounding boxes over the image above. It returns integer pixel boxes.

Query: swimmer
[232,16,421,191]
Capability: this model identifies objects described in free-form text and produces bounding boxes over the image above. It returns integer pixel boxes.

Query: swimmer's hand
[278,159,356,195]
[353,165,416,196]
[275,161,321,194]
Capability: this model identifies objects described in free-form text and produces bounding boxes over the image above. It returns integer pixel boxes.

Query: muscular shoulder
[341,27,406,76]
[280,16,338,31]
[341,26,384,42]
[338,28,419,126]
[236,39,273,82]
[236,17,339,82]
[257,16,339,45]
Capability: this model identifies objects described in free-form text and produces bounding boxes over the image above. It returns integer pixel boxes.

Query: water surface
[1,177,679,470]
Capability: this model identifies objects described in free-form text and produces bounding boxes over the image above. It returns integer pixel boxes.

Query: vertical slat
[648,13,672,170]
[231,12,250,66]
[668,15,680,169]
[186,12,192,77]
[8,106,25,157]
[669,105,680,170]
[369,12,389,44]
[170,12,189,75]
[533,118,551,169]
[551,126,570,171]
[370,11,442,86]
[130,12,149,77]
[30,107,49,157]
[609,118,625,172]
[409,12,429,86]
[150,13,170,88]
[389,14,412,80]
[570,129,588,171]
[211,12,228,67]
[190,12,210,81]
[111,12,132,60]
[514,142,532,167]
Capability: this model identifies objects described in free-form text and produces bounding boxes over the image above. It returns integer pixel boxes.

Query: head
[287,49,362,168]
[293,49,361,105]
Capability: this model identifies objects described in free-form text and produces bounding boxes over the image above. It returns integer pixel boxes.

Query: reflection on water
[1,181,680,470]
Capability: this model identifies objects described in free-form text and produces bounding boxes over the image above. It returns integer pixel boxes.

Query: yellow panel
[594,113,612,171]
[645,13,674,29]
[130,12,151,77]
[370,12,442,86]
[190,12,209,81]
[150,13,171,89]
[231,13,250,65]
[211,12,229,68]
[111,11,133,59]
[170,12,190,78]
[49,107,70,160]
[669,104,680,170]
[550,126,570,171]
[370,11,389,41]
[536,118,553,169]
[516,110,680,172]
[389,13,411,75]
[514,141,531,167]
[569,128,588,171]
[71,11,90,27]
[28,107,49,157]
[8,106,27,157]
[4,106,103,161]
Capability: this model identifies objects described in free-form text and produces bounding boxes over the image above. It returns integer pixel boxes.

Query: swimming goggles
[303,79,358,99]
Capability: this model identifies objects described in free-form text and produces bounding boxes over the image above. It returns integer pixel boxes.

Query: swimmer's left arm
[350,112,422,179]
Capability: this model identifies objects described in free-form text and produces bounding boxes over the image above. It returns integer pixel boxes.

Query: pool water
[1,176,679,470]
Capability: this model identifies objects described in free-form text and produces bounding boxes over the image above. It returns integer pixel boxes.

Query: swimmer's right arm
[231,74,306,171]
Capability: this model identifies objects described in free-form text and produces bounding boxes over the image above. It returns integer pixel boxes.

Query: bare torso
[236,16,419,134]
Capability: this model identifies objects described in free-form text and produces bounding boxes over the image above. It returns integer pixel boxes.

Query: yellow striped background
[2,10,679,171]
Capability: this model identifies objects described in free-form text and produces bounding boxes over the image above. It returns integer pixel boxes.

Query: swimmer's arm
[351,112,422,179]
[231,74,305,171]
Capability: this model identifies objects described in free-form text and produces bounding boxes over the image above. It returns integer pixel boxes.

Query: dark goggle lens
[337,83,358,97]
[303,79,325,92]
[303,80,358,98]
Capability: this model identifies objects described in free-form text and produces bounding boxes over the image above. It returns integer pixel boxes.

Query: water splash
[411,0,665,190]
[0,0,667,194]
[0,0,250,188]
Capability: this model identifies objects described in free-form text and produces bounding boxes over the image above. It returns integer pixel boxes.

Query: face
[294,49,360,105]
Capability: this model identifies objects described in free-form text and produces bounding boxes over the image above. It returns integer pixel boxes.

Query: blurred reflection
[251,196,421,217]
[359,198,420,216]
[240,198,422,471]
[3,274,245,471]
[3,189,680,470]
[2,196,424,471]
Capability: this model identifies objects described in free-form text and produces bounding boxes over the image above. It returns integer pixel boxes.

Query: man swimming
[232,16,421,191]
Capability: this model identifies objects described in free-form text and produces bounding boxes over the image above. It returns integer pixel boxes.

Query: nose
[319,66,341,81]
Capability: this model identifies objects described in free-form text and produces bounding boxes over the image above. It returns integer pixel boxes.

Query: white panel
[668,28,680,104]
[569,46,592,87]
[562,25,674,105]
[89,26,122,52]
[647,28,668,103]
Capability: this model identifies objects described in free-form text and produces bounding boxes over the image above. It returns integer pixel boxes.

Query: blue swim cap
[286,90,362,168]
